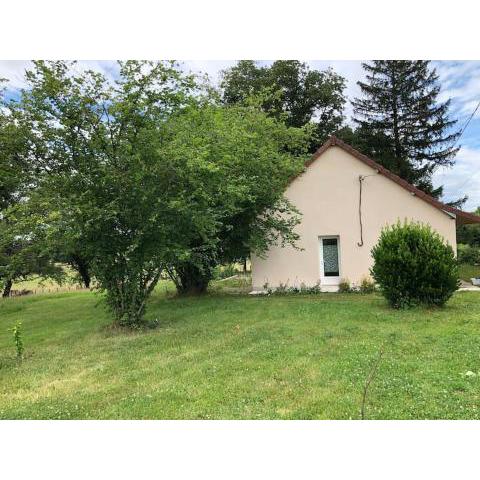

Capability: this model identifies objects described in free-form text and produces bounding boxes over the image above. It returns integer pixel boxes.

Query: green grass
[459,263,480,282]
[13,265,80,294]
[1,283,480,419]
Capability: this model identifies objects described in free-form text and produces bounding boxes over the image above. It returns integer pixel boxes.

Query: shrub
[457,244,480,265]
[359,277,376,294]
[338,279,352,293]
[371,222,459,308]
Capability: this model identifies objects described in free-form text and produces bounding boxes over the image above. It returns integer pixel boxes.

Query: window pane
[322,238,339,276]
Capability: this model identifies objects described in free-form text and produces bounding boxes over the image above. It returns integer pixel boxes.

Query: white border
[1,0,480,59]
[2,0,480,477]
[1,421,479,479]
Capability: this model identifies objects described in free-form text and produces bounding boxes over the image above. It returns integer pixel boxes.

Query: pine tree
[352,61,460,197]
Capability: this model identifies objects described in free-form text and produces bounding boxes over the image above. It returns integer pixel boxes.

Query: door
[319,236,341,286]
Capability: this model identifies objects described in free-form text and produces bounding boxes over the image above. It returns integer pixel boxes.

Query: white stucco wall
[251,146,457,291]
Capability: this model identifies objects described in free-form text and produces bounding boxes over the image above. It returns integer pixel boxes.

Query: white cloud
[182,60,237,85]
[0,60,32,89]
[433,146,480,211]
[0,60,119,91]
[307,60,364,122]
[72,60,120,84]
[435,61,480,119]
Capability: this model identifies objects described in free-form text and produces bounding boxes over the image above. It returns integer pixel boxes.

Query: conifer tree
[352,61,460,197]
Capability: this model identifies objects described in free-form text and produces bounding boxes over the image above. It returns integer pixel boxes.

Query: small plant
[11,322,24,359]
[275,281,289,295]
[371,222,459,308]
[338,279,352,293]
[301,281,321,294]
[361,345,384,420]
[359,277,376,294]
[263,282,273,295]
[262,281,321,295]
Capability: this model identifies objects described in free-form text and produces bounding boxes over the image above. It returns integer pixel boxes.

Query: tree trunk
[70,254,91,288]
[175,263,212,295]
[77,262,91,288]
[2,279,13,298]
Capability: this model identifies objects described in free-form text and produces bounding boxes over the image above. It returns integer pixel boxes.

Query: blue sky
[1,60,478,211]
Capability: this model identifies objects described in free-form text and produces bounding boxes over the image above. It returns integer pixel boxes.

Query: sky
[1,60,479,211]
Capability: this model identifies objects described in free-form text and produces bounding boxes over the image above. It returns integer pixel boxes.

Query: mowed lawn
[1,283,480,419]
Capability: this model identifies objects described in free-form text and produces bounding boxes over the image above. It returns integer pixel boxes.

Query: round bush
[371,222,459,308]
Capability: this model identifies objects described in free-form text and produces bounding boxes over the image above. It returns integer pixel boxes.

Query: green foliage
[359,277,376,294]
[458,263,480,282]
[11,60,199,326]
[159,102,309,294]
[220,60,347,151]
[10,321,24,359]
[352,61,460,198]
[338,277,376,294]
[371,222,459,308]
[213,264,240,280]
[457,207,480,247]
[0,84,62,296]
[7,61,308,325]
[0,199,64,297]
[0,81,32,211]
[457,244,480,265]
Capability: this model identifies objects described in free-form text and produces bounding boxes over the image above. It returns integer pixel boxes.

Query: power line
[443,99,480,200]
[452,99,480,149]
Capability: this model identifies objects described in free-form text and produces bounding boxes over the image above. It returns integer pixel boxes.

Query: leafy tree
[352,61,460,198]
[0,80,32,211]
[14,60,198,325]
[159,102,309,294]
[0,81,62,296]
[221,60,346,150]
[0,205,63,297]
[13,61,307,326]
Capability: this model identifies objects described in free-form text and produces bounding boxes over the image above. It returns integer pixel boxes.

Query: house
[251,136,480,292]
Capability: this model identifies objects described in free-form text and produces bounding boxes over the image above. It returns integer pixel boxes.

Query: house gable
[291,136,480,226]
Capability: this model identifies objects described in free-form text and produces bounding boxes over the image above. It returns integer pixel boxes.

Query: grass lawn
[1,282,480,420]
[459,263,480,282]
[11,265,81,296]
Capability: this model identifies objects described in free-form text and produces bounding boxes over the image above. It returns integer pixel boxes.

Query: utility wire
[442,99,480,200]
[451,99,480,149]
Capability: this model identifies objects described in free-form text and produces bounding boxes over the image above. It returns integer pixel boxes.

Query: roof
[300,136,480,225]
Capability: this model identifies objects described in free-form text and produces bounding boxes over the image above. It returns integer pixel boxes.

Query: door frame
[319,235,341,286]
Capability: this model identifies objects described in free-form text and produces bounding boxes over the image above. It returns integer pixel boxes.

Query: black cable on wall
[357,173,379,247]
[357,175,365,247]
